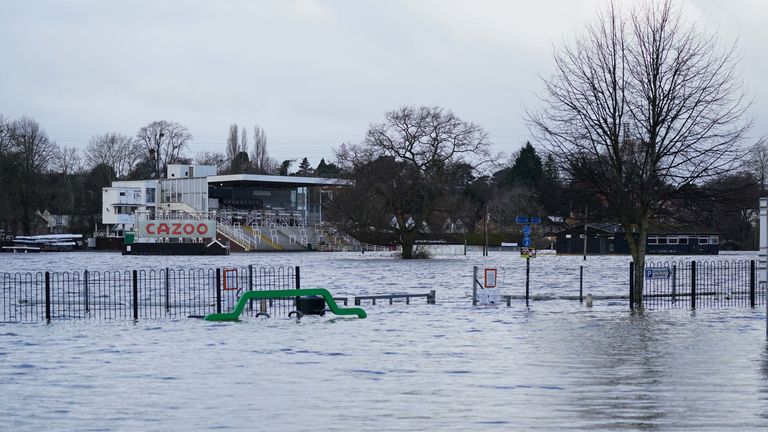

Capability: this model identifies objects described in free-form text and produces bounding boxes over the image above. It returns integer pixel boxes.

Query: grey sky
[1,0,765,166]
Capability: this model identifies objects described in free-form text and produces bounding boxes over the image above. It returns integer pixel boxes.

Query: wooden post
[525,258,530,306]
[579,265,583,303]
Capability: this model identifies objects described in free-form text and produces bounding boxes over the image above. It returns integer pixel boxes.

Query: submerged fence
[637,260,766,310]
[1,265,299,322]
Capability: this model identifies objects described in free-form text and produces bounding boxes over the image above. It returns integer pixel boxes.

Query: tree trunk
[624,219,648,308]
[401,242,414,259]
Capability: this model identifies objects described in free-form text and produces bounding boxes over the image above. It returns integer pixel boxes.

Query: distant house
[556,223,719,255]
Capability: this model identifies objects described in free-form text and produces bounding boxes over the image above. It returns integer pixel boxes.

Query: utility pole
[583,204,588,261]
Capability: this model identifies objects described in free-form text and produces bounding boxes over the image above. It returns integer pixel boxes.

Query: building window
[119,192,126,196]
[678,237,689,244]
[698,237,709,245]
[668,237,679,245]
[648,236,658,244]
[658,237,668,244]
[709,236,719,245]
[146,188,156,203]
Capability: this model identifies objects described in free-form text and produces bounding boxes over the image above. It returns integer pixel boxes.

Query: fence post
[164,268,170,313]
[629,262,634,310]
[84,269,90,314]
[248,265,254,312]
[215,268,222,314]
[690,261,696,310]
[132,270,138,321]
[472,266,478,307]
[294,266,301,309]
[750,260,756,308]
[45,271,51,322]
[428,290,436,304]
[579,265,583,303]
[672,264,677,304]
[525,258,530,306]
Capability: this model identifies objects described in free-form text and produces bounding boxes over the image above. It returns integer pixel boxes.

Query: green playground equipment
[203,288,367,321]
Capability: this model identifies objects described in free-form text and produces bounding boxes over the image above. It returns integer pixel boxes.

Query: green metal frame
[203,288,367,321]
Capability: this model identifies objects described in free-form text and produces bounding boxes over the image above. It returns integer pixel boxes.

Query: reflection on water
[1,252,767,430]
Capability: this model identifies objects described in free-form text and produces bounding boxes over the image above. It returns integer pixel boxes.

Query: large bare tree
[85,132,140,179]
[8,116,59,233]
[136,120,192,178]
[331,106,493,258]
[528,0,751,306]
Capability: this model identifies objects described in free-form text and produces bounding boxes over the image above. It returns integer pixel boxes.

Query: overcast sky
[1,0,765,166]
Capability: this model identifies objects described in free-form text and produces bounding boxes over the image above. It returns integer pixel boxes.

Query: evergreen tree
[297,157,312,176]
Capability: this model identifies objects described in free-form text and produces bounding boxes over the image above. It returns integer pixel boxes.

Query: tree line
[0,116,339,235]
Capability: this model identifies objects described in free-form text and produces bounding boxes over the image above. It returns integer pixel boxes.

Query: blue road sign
[522,237,531,247]
[516,216,529,224]
[530,217,541,224]
[522,225,531,235]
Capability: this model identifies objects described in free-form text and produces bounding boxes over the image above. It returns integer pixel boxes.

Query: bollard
[579,265,583,303]
[428,290,436,304]
[586,293,593,308]
[248,265,254,312]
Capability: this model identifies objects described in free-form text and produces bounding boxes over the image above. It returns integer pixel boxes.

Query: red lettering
[157,223,170,235]
[197,223,209,235]
[146,223,156,235]
[183,223,195,235]
[172,223,182,235]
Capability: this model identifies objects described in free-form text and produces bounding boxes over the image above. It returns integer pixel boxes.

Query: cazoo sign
[137,220,216,239]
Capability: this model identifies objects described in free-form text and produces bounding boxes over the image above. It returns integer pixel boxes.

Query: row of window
[118,188,156,203]
[647,235,719,245]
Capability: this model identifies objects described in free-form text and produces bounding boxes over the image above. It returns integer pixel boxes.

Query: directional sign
[530,217,541,224]
[522,225,531,236]
[516,216,529,224]
[645,267,671,280]
[522,237,531,247]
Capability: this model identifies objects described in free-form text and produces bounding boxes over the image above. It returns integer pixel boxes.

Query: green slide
[204,288,367,321]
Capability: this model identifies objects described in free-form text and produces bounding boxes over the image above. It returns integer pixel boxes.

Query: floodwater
[1,251,767,431]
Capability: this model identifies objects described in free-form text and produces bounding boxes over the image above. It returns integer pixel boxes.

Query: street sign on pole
[516,216,529,224]
[530,217,541,224]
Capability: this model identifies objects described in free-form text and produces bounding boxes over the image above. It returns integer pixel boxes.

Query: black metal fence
[1,265,299,322]
[634,260,766,309]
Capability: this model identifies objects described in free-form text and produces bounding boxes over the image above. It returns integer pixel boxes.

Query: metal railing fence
[1,265,298,322]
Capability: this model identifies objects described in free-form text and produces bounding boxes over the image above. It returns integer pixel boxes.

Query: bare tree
[136,120,192,178]
[251,125,272,174]
[331,106,493,258]
[9,116,58,233]
[85,132,140,179]
[195,150,227,174]
[0,114,11,155]
[528,0,751,306]
[53,145,84,175]
[748,138,768,193]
